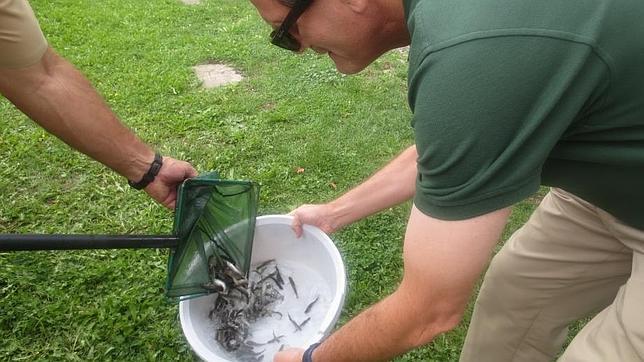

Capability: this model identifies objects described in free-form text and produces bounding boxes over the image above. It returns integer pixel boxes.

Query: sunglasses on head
[270,0,314,51]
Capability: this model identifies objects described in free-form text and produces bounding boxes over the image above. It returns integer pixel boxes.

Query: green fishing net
[165,172,260,299]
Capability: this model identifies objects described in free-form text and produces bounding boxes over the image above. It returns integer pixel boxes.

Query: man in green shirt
[250,0,644,361]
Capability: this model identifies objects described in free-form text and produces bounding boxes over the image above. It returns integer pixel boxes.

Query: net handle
[0,234,179,251]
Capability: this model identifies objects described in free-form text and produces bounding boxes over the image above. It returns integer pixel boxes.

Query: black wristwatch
[302,342,321,362]
[128,152,163,190]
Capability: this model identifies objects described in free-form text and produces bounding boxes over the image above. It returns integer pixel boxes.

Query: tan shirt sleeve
[0,0,47,68]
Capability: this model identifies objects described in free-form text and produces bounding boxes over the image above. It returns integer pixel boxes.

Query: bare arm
[0,48,196,208]
[278,205,511,361]
[291,145,417,235]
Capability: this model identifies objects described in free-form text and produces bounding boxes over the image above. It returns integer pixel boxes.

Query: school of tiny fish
[205,257,320,361]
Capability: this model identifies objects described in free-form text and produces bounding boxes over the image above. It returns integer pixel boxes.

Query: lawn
[1,1,548,361]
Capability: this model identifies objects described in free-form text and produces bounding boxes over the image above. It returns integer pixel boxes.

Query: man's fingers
[185,164,198,178]
[273,348,304,362]
[291,214,303,238]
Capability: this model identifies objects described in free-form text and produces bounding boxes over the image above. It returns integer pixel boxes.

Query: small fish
[202,279,227,293]
[288,313,302,331]
[274,266,285,287]
[245,340,264,347]
[238,350,264,362]
[210,259,295,358]
[258,273,282,290]
[256,258,276,271]
[231,276,249,288]
[230,285,251,303]
[298,317,311,329]
[288,276,299,299]
[304,295,319,314]
[266,331,284,344]
[271,275,284,290]
[224,259,244,279]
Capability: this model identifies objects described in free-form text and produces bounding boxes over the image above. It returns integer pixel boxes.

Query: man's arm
[0,47,197,208]
[277,205,511,361]
[291,145,417,236]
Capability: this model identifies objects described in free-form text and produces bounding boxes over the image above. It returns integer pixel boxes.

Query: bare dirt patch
[193,63,243,89]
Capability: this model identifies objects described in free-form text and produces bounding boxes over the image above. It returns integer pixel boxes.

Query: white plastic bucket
[179,215,347,362]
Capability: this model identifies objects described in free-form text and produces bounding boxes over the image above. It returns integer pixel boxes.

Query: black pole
[0,234,180,251]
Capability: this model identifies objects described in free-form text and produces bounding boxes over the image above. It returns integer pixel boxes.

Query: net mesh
[165,172,259,299]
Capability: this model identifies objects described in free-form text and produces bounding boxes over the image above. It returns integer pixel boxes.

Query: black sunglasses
[270,0,313,51]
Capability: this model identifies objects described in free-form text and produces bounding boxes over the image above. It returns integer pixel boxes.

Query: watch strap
[128,152,163,190]
[302,342,321,362]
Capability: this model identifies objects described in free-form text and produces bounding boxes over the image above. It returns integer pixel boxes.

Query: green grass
[1,1,557,360]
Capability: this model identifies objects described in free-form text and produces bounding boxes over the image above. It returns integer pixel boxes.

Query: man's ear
[343,0,368,14]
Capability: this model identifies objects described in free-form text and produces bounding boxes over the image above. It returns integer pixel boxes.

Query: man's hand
[273,347,304,362]
[289,145,418,238]
[290,203,343,237]
[144,157,197,209]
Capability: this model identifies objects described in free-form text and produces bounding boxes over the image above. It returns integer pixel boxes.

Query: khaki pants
[460,188,644,362]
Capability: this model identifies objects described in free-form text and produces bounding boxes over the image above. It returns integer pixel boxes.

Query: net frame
[165,173,260,299]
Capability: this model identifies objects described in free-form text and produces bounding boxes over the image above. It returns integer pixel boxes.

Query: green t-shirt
[404,0,644,229]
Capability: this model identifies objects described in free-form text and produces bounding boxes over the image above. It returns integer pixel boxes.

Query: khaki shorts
[0,0,47,68]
